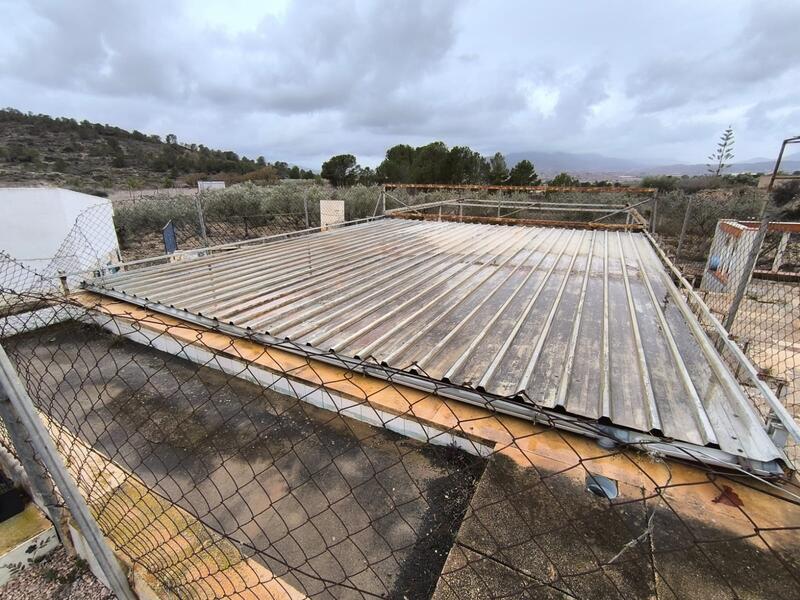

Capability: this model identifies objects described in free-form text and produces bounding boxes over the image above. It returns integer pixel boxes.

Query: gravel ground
[0,547,116,600]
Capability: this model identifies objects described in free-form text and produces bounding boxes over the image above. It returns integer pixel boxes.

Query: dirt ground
[5,322,485,599]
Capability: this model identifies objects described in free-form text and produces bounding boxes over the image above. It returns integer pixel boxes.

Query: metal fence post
[0,395,70,547]
[303,193,310,229]
[195,194,209,247]
[675,195,693,262]
[0,345,136,600]
[650,194,659,233]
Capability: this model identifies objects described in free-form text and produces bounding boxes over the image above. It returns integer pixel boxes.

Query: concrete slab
[5,321,485,598]
[6,300,800,599]
[648,495,800,599]
[0,503,59,587]
[435,450,800,600]
[433,453,655,600]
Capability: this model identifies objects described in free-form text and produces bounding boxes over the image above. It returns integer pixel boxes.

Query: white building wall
[0,188,119,282]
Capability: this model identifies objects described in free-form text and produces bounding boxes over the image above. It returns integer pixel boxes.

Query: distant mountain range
[506,151,800,180]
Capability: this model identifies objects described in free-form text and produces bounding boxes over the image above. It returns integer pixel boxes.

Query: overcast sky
[1,0,798,169]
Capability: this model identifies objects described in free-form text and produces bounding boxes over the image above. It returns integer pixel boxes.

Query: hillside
[4,107,795,191]
[0,108,314,192]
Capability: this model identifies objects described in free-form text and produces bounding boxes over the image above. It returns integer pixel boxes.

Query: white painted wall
[320,199,345,229]
[0,188,120,279]
[198,181,225,191]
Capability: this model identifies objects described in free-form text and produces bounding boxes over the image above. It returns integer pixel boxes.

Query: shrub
[641,176,678,192]
[3,143,39,163]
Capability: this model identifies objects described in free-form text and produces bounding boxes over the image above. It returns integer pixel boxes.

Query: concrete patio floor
[6,322,485,599]
[4,315,800,599]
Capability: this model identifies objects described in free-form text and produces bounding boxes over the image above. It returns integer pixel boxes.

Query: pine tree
[707,126,735,176]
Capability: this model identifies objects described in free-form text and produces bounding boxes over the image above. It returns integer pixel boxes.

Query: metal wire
[0,188,798,599]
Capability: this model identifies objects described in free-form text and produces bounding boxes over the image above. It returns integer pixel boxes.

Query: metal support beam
[0,395,70,547]
[0,345,135,600]
[592,196,655,224]
[650,194,658,233]
[675,196,693,262]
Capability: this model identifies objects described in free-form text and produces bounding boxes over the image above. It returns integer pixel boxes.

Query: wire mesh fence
[110,183,395,262]
[642,186,800,465]
[114,190,319,261]
[687,220,800,463]
[0,186,799,599]
[1,284,800,599]
[655,188,766,273]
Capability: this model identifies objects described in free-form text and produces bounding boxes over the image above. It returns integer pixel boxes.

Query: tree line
[321,142,585,187]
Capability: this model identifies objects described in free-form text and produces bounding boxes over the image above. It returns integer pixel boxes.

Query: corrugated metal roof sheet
[88,219,783,464]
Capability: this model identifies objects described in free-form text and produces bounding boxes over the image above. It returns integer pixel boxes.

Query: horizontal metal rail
[104,214,388,275]
[384,183,657,194]
[643,230,800,444]
[391,212,643,231]
[386,198,629,214]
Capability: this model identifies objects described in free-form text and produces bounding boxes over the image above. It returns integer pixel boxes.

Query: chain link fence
[690,219,799,459]
[631,182,800,467]
[114,187,316,261]
[0,185,799,599]
[110,183,394,262]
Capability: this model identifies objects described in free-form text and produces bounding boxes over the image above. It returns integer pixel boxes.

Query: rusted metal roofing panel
[87,219,784,466]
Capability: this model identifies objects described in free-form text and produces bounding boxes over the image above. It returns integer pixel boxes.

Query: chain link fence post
[675,195,693,263]
[650,193,659,233]
[0,345,136,600]
[195,192,209,247]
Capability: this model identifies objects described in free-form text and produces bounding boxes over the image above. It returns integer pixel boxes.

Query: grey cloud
[2,1,190,99]
[0,1,797,166]
[2,0,460,114]
[626,2,800,114]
